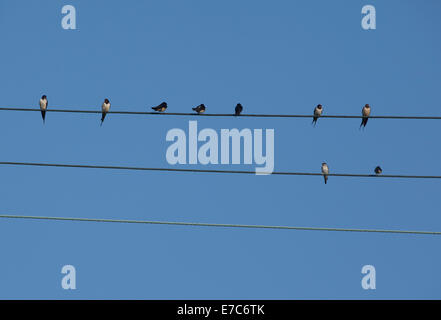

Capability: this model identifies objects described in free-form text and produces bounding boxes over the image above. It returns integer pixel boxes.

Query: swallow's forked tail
[324,175,328,184]
[360,117,368,129]
[41,110,46,124]
[101,112,106,126]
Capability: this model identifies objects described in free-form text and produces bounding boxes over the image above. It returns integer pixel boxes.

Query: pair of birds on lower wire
[152,102,244,116]
[321,163,383,184]
[313,104,371,128]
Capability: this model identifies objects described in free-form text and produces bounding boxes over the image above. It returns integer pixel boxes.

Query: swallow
[101,98,111,126]
[321,162,329,184]
[152,102,167,112]
[235,103,243,116]
[192,104,206,114]
[39,95,48,123]
[374,166,382,175]
[312,104,323,126]
[360,104,371,128]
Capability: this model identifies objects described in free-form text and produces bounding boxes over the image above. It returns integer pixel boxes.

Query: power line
[0,161,440,179]
[0,214,440,236]
[1,107,440,120]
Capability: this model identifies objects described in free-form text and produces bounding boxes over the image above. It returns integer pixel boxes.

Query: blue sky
[0,0,440,299]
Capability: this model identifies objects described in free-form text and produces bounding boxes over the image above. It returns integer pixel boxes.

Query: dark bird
[152,102,167,112]
[192,104,206,114]
[39,95,48,123]
[312,104,323,126]
[360,104,371,128]
[321,162,329,185]
[235,103,243,116]
[374,166,382,175]
[101,98,111,126]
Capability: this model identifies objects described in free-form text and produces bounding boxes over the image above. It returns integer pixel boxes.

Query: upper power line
[0,161,440,179]
[1,107,441,120]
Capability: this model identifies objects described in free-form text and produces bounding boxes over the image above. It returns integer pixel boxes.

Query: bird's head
[317,104,322,109]
[41,95,47,100]
[365,104,370,109]
[104,98,110,104]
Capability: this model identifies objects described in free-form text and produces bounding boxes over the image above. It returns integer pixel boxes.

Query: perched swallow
[374,166,382,175]
[312,104,323,126]
[39,95,48,123]
[101,98,111,126]
[321,162,329,185]
[235,103,243,116]
[360,104,371,128]
[192,104,206,114]
[152,102,167,112]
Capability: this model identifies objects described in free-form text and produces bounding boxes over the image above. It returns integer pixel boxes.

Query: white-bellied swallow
[101,98,111,126]
[312,104,323,126]
[39,95,48,123]
[235,103,243,116]
[360,104,371,128]
[321,162,329,184]
[152,102,167,112]
[192,104,206,114]
[375,166,382,175]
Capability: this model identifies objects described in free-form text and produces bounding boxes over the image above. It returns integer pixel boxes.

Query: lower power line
[0,161,440,179]
[0,214,440,236]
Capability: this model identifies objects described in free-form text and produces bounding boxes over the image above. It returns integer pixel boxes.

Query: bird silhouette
[374,166,382,175]
[360,104,371,128]
[192,104,206,114]
[235,103,243,116]
[321,162,329,184]
[312,104,323,126]
[152,102,167,112]
[101,98,111,126]
[39,95,48,123]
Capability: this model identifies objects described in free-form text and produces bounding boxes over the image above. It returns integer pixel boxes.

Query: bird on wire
[375,166,382,175]
[101,98,111,126]
[39,95,48,124]
[192,104,206,114]
[321,162,329,184]
[235,103,243,116]
[360,104,371,129]
[151,102,167,112]
[312,104,323,126]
